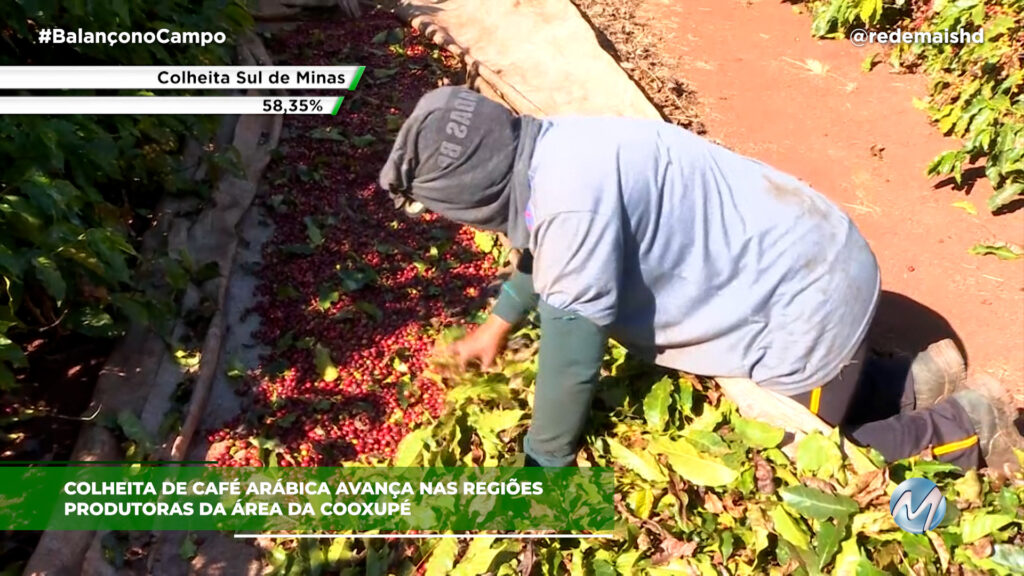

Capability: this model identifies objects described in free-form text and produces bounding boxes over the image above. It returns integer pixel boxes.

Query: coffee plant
[255,329,1024,575]
[800,0,1023,213]
[0,1,253,389]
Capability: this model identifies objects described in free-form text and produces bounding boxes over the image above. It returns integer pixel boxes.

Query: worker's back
[524,116,880,395]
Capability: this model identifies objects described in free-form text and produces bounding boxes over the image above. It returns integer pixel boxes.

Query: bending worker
[379,86,1021,472]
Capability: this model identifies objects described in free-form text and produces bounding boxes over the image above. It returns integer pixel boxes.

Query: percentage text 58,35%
[261,97,343,115]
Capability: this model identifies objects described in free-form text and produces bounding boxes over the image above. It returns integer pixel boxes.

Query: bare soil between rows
[624,0,1023,407]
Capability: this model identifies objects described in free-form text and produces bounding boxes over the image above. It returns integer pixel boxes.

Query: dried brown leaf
[800,476,837,494]
[470,441,484,466]
[636,531,651,551]
[667,471,690,524]
[927,530,950,572]
[615,493,670,537]
[752,451,776,495]
[702,490,724,514]
[847,467,889,507]
[722,492,747,518]
[519,541,536,576]
[704,385,722,406]
[650,536,697,565]
[966,536,993,559]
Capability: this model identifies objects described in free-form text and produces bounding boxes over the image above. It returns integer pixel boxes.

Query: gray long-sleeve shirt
[513,116,880,396]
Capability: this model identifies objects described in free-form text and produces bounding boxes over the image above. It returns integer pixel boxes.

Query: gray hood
[378,86,542,249]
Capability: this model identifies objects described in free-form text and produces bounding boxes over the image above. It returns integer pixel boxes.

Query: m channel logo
[889,477,947,533]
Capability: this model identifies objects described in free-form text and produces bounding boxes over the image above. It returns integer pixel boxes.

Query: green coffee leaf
[899,532,934,562]
[0,364,15,391]
[990,544,1024,572]
[796,431,843,478]
[954,469,982,506]
[605,438,666,483]
[351,134,376,148]
[473,230,496,253]
[675,379,694,415]
[327,539,356,566]
[816,519,844,571]
[779,485,859,521]
[732,416,785,449]
[85,228,134,284]
[996,486,1021,516]
[393,428,431,467]
[681,428,730,455]
[116,410,155,455]
[424,539,459,576]
[355,301,383,322]
[31,256,66,304]
[308,127,348,141]
[648,436,739,486]
[0,336,27,368]
[450,538,503,576]
[225,356,246,379]
[960,511,1015,544]
[179,533,198,561]
[590,554,616,576]
[317,285,340,311]
[988,181,1024,212]
[642,376,673,432]
[68,306,122,338]
[769,504,810,550]
[268,544,288,569]
[969,242,1022,260]
[626,486,654,519]
[474,409,524,434]
[307,541,325,576]
[314,344,339,382]
[304,217,324,247]
[614,550,641,574]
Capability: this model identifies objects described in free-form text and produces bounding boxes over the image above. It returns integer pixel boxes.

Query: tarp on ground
[396,0,663,119]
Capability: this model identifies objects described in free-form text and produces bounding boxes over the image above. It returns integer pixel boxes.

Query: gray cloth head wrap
[378,86,542,249]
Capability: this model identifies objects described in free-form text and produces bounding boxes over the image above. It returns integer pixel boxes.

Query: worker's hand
[448,314,513,371]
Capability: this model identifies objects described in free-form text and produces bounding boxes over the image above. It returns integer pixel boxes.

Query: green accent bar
[0,466,615,532]
[348,66,365,90]
[331,96,345,116]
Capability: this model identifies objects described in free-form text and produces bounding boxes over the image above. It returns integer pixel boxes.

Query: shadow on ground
[867,290,1023,432]
[868,290,965,361]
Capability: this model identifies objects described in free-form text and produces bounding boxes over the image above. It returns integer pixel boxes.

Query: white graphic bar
[0,66,366,89]
[233,533,617,539]
[0,96,346,115]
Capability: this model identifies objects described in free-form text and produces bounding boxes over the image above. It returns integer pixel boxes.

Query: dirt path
[638,0,1024,405]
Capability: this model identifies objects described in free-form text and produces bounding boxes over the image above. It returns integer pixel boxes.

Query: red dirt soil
[640,0,1024,406]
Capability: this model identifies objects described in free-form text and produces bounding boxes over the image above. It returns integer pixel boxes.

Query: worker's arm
[449,252,537,369]
[491,251,539,325]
